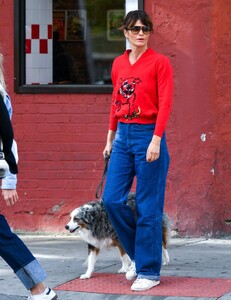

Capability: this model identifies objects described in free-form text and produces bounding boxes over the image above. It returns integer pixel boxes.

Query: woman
[0,53,57,300]
[103,10,173,291]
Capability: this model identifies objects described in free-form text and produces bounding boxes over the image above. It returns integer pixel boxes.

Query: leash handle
[95,154,110,199]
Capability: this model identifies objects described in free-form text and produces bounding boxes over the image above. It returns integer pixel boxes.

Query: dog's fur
[65,193,171,279]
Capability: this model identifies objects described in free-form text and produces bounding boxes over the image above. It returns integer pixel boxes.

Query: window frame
[14,0,144,94]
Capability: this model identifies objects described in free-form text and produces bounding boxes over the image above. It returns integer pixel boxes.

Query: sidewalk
[0,235,230,300]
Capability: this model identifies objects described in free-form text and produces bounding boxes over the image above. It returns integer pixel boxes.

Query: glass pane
[25,0,125,85]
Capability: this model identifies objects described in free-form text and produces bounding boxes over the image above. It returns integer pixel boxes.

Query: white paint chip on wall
[200,133,206,142]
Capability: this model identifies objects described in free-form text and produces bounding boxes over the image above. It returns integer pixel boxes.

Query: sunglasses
[127,26,151,35]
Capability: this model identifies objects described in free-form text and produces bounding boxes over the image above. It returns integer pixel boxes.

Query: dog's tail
[128,193,171,248]
[162,213,172,249]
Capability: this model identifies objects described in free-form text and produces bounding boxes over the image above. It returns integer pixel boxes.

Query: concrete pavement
[0,235,231,300]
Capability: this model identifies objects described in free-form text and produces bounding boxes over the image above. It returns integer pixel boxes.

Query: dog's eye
[74,217,80,222]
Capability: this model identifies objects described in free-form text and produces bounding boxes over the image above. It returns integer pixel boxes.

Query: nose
[65,225,69,230]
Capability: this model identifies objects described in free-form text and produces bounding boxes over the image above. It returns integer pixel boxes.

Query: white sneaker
[28,287,58,300]
[131,278,160,291]
[125,261,137,280]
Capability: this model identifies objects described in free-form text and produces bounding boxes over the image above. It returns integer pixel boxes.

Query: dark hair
[120,10,154,32]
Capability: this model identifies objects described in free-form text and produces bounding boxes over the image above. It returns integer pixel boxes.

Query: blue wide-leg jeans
[0,214,47,289]
[103,123,170,281]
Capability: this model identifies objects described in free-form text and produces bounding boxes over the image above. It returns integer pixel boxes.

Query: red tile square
[31,24,40,39]
[54,274,231,298]
[40,39,48,54]
[48,25,52,39]
[25,39,31,53]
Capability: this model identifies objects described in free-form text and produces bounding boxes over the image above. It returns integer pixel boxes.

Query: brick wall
[5,93,112,232]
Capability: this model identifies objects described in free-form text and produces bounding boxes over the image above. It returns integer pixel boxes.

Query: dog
[115,77,142,119]
[65,193,171,279]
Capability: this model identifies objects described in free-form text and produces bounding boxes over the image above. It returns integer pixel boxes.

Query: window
[14,0,144,94]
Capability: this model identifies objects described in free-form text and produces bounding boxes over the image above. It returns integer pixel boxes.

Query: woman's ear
[123,29,128,39]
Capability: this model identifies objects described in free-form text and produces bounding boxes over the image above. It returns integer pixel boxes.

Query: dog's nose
[65,225,69,230]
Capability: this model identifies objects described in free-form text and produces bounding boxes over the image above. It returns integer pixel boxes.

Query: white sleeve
[1,172,17,189]
[1,141,18,190]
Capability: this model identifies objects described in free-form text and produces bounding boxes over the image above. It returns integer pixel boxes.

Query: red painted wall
[145,0,231,236]
[0,0,230,236]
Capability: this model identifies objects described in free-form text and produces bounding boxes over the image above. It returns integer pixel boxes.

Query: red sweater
[109,48,173,137]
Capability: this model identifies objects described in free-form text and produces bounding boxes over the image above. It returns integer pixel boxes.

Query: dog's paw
[117,266,129,273]
[162,255,170,265]
[118,264,130,273]
[162,248,170,265]
[119,254,131,273]
[80,273,91,279]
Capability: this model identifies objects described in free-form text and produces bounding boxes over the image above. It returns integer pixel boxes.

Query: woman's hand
[146,135,161,162]
[103,130,116,158]
[2,189,18,206]
[103,143,113,158]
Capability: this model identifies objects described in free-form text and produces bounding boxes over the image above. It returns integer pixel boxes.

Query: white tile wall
[31,40,40,54]
[25,0,53,84]
[26,9,40,25]
[48,40,52,56]
[40,9,52,24]
[26,68,40,84]
[39,0,51,10]
[126,0,138,13]
[25,25,31,39]
[125,0,139,49]
[26,0,40,10]
[39,68,52,84]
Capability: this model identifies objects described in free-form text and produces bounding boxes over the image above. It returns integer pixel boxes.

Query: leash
[95,154,110,199]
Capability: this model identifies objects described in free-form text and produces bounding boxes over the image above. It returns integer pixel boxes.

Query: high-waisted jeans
[103,123,170,281]
[0,214,47,289]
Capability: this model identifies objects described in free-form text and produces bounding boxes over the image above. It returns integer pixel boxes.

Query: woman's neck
[129,47,148,64]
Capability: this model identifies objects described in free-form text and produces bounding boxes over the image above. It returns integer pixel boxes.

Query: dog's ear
[83,213,94,225]
[77,211,92,228]
[134,78,142,84]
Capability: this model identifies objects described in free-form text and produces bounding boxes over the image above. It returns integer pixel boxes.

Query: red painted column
[146,0,231,236]
[210,0,231,233]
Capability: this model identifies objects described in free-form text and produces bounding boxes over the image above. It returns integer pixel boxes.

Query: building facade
[0,0,230,236]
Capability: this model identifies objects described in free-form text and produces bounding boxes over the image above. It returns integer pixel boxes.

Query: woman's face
[124,19,151,49]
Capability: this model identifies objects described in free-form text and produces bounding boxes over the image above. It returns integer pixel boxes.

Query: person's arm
[146,56,173,162]
[0,86,19,206]
[153,56,173,138]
